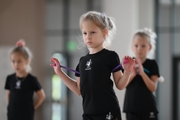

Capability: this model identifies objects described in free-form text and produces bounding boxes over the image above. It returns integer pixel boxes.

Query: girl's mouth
[87,42,92,44]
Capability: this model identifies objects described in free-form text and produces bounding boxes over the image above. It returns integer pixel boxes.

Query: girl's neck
[16,71,28,78]
[89,47,104,54]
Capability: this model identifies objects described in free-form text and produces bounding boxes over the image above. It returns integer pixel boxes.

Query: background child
[50,11,134,120]
[123,28,160,120]
[4,40,46,120]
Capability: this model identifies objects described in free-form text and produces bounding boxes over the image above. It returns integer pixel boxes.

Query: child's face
[10,52,29,73]
[132,35,152,59]
[81,20,107,49]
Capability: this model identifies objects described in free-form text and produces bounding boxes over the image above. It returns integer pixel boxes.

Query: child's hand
[50,58,62,74]
[136,59,145,76]
[122,56,135,73]
[131,65,137,78]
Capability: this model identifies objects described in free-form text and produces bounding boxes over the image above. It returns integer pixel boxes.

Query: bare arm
[113,56,135,90]
[57,71,81,95]
[137,59,158,92]
[34,89,46,109]
[113,70,131,90]
[50,58,81,95]
[6,90,10,103]
[126,66,137,86]
[140,73,158,92]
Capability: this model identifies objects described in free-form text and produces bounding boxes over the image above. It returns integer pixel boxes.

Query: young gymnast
[123,28,161,120]
[4,40,46,120]
[50,11,134,120]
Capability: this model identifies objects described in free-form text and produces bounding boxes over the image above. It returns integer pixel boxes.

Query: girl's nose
[87,34,91,39]
[137,47,141,51]
[14,63,18,66]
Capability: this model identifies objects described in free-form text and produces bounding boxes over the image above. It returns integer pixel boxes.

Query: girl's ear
[103,29,108,38]
[26,59,30,65]
[149,44,152,51]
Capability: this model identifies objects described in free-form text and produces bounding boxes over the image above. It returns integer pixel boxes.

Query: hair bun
[143,28,157,40]
[16,39,25,47]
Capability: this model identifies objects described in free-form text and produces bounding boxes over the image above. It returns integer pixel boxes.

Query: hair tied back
[143,28,157,40]
[16,39,26,47]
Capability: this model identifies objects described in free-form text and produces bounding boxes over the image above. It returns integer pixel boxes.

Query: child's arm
[136,59,158,92]
[113,56,134,90]
[34,89,46,109]
[125,66,137,86]
[50,58,81,96]
[6,90,10,103]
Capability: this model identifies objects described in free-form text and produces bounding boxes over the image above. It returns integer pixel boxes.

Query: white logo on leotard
[149,112,155,118]
[85,59,92,70]
[15,80,21,89]
[106,112,113,120]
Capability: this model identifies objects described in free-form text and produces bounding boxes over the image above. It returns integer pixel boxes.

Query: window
[155,0,180,120]
[51,53,67,120]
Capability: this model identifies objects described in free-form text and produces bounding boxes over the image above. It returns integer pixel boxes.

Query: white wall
[0,47,14,120]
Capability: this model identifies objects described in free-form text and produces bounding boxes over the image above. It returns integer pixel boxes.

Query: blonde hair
[133,28,157,58]
[10,39,33,72]
[79,11,116,48]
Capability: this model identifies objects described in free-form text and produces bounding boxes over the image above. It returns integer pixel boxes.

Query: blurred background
[0,0,180,120]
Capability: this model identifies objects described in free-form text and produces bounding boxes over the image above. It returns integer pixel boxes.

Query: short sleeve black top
[75,49,123,114]
[4,73,42,114]
[123,59,160,113]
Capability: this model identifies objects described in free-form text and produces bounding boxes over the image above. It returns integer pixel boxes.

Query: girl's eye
[83,32,87,35]
[142,45,146,48]
[17,60,21,63]
[91,32,95,34]
[135,45,138,48]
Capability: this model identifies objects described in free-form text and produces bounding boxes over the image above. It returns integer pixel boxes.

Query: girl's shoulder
[105,49,120,58]
[144,59,159,69]
[6,73,16,79]
[27,73,38,80]
[102,48,116,53]
[99,49,119,57]
[145,59,158,64]
[5,73,16,84]
[6,73,37,78]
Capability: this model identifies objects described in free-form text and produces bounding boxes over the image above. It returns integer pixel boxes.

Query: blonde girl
[123,28,160,120]
[4,40,45,120]
[51,11,134,120]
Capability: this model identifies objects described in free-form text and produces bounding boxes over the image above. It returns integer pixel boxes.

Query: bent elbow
[74,90,81,96]
[116,85,125,90]
[43,94,46,101]
[116,83,127,90]
[42,91,46,100]
[118,87,125,90]
[76,92,81,96]
[150,87,157,92]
